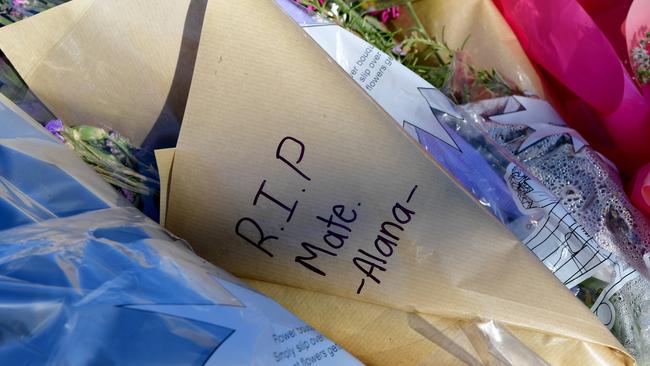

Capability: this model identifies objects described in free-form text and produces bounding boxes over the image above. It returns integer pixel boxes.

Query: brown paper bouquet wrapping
[0,0,635,364]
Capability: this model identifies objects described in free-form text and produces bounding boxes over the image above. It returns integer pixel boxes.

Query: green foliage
[295,0,520,102]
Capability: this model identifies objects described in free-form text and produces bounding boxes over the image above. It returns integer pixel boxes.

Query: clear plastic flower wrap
[45,120,161,220]
[459,96,650,365]
[462,97,650,276]
[0,33,160,219]
[0,93,124,230]
[0,207,362,365]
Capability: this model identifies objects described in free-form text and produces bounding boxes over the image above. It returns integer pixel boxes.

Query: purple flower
[121,188,136,203]
[45,119,65,142]
[392,43,408,56]
[45,119,63,132]
[12,0,30,7]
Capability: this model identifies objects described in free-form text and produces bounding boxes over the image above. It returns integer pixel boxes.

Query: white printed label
[129,278,362,366]
[300,23,460,150]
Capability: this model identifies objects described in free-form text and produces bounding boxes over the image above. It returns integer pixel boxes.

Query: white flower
[327,3,339,18]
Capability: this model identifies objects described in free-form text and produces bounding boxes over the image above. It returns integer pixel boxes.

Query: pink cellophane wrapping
[493,0,650,174]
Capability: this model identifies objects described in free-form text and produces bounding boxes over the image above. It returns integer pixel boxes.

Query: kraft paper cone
[0,0,206,147]
[164,0,634,365]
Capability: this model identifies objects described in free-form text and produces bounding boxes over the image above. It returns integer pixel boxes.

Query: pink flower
[294,0,324,12]
[392,42,408,56]
[370,5,401,24]
[12,0,29,7]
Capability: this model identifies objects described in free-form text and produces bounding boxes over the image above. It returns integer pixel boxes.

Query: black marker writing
[355,185,418,294]
[254,180,299,223]
[276,136,311,181]
[295,203,359,276]
[235,217,278,257]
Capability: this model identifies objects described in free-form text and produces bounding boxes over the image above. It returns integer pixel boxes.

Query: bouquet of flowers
[290,1,650,363]
[45,119,160,217]
[0,0,644,364]
[293,0,521,104]
[632,31,650,86]
[145,0,638,364]
[0,0,162,217]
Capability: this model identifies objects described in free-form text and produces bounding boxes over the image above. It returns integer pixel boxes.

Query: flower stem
[404,2,445,66]
[405,2,425,35]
